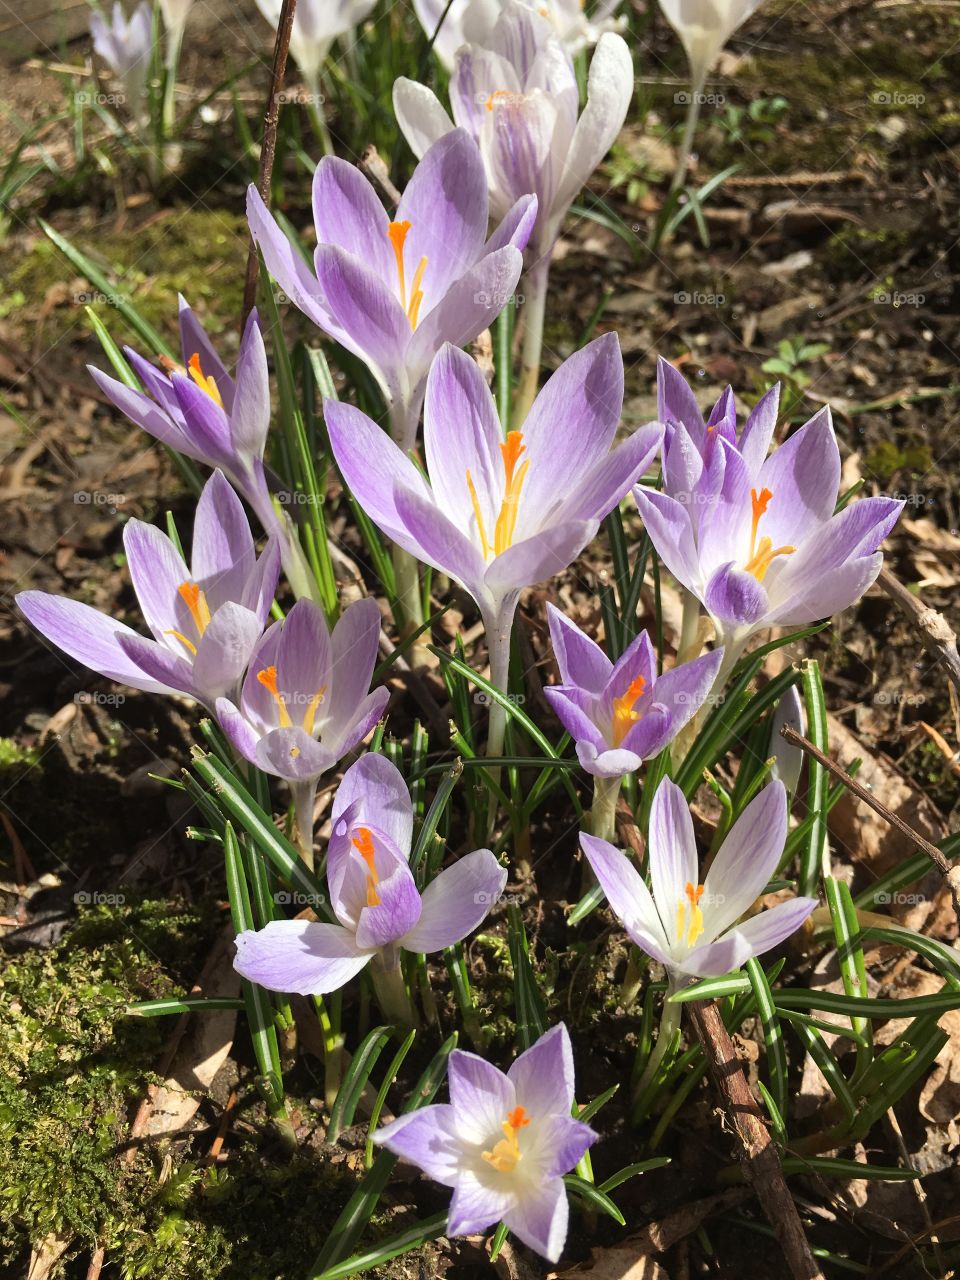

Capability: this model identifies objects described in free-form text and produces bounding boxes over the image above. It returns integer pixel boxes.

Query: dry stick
[688,999,826,1280]
[241,0,299,327]
[877,565,960,695]
[779,723,960,919]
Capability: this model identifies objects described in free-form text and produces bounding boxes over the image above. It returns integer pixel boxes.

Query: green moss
[863,440,933,482]
[0,737,41,773]
[3,208,247,350]
[1,898,354,1279]
[825,226,912,282]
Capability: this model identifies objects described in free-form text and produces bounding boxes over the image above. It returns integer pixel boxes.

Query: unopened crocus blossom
[394,2,631,416]
[90,2,152,120]
[254,0,376,99]
[247,128,536,451]
[158,0,194,39]
[413,0,624,70]
[325,336,662,760]
[635,383,904,666]
[88,299,315,601]
[582,776,815,981]
[216,597,389,863]
[659,0,764,95]
[234,753,506,1021]
[373,1024,595,1260]
[17,471,279,712]
[769,684,804,795]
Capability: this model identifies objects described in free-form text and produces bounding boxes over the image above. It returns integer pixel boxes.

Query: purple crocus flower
[215,597,389,859]
[233,753,506,1019]
[544,604,724,779]
[90,2,153,117]
[581,777,817,983]
[373,1023,596,1261]
[635,368,904,661]
[246,129,537,449]
[17,470,279,712]
[88,299,317,600]
[326,337,661,732]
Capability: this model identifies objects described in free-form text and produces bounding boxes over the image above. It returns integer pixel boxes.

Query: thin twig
[688,999,826,1280]
[241,0,298,327]
[878,565,960,695]
[780,724,960,919]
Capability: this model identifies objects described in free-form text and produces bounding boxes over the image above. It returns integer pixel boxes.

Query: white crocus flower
[413,0,625,69]
[658,0,764,91]
[254,0,377,97]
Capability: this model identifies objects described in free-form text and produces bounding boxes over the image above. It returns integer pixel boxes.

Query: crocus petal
[16,592,180,697]
[769,553,885,628]
[484,519,597,599]
[191,603,265,701]
[703,562,769,626]
[567,422,663,525]
[484,193,538,254]
[633,488,700,595]
[355,861,423,950]
[274,598,333,717]
[546,603,611,692]
[216,696,261,763]
[756,408,840,549]
[447,1048,515,1144]
[241,536,282,628]
[576,741,643,778]
[504,1176,568,1263]
[190,471,255,609]
[392,483,490,600]
[717,895,818,960]
[544,687,607,754]
[312,244,410,382]
[519,333,623,517]
[397,129,489,301]
[170,371,235,465]
[578,832,672,965]
[312,156,394,282]
[325,399,433,541]
[738,382,780,476]
[398,849,506,952]
[532,1115,596,1179]
[123,519,190,641]
[115,632,196,700]
[645,647,724,740]
[703,781,788,939]
[178,295,232,409]
[331,753,414,856]
[393,77,456,160]
[657,356,705,438]
[550,32,633,220]
[614,702,672,761]
[647,777,699,945]
[372,1105,465,1185]
[230,310,271,461]
[507,1022,575,1114]
[447,1173,514,1238]
[423,342,503,530]
[233,920,371,994]
[334,687,391,758]
[256,727,335,780]
[325,597,384,731]
[247,185,332,332]
[88,366,189,454]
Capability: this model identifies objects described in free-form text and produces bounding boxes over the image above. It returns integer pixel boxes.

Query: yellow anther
[676,882,706,948]
[611,674,647,745]
[256,665,293,728]
[482,1105,530,1174]
[302,687,327,737]
[164,628,197,656]
[188,353,223,407]
[352,826,380,907]
[466,469,490,559]
[744,487,795,582]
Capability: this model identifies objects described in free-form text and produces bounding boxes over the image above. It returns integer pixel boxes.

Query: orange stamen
[493,432,530,556]
[744,487,794,582]
[256,665,293,728]
[611,674,647,745]
[485,89,516,111]
[177,581,212,635]
[188,353,223,407]
[352,826,380,907]
[676,881,706,947]
[387,220,412,311]
[482,1105,531,1173]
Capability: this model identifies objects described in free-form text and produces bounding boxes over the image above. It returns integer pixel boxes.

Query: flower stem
[161,21,184,146]
[484,604,515,844]
[512,252,551,427]
[678,587,702,664]
[305,73,335,157]
[633,990,683,1110]
[369,949,417,1028]
[669,77,704,195]
[290,779,317,871]
[387,400,429,666]
[589,773,622,844]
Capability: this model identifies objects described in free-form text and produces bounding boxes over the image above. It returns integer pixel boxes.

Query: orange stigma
[187,353,223,407]
[675,881,706,947]
[482,1105,530,1174]
[164,581,211,656]
[485,89,517,111]
[466,432,531,561]
[611,674,647,745]
[387,220,427,329]
[351,826,381,907]
[256,665,293,728]
[744,486,795,582]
